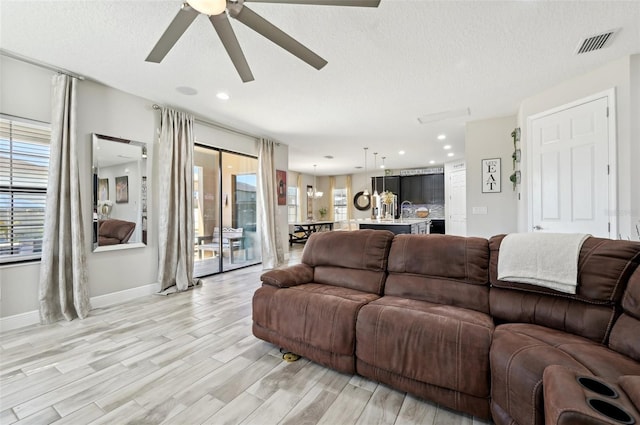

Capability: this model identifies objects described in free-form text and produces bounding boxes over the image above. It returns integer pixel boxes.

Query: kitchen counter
[358,218,430,235]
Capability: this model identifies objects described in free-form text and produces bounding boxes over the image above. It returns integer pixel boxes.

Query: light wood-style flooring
[0,246,491,425]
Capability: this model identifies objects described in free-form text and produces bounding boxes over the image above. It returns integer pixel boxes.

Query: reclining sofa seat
[356,234,494,419]
[252,229,395,374]
[489,235,640,425]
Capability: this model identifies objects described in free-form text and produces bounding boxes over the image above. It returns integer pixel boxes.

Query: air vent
[576,29,619,54]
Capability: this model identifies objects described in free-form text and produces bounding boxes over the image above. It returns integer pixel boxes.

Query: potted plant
[318,207,327,220]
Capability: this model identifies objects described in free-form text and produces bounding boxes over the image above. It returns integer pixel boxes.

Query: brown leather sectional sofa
[252,230,640,424]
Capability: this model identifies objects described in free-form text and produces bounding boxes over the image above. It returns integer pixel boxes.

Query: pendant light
[363,147,370,196]
[373,152,379,197]
[313,164,323,198]
[381,156,387,193]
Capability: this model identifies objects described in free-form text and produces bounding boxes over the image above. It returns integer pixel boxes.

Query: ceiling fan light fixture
[188,0,226,16]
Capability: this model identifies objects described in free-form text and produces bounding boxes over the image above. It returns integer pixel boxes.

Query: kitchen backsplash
[413,203,444,220]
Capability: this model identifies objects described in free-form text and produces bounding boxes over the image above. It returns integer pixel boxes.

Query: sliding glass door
[193,145,261,277]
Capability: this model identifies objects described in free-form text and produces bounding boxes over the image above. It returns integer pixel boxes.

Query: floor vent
[576,29,619,54]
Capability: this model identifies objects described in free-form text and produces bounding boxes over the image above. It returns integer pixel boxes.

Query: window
[0,117,50,264]
[334,188,347,221]
[287,186,298,223]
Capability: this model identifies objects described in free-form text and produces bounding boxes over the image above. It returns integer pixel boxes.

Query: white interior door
[447,169,467,236]
[530,96,610,237]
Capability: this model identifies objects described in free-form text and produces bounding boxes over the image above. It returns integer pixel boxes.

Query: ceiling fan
[146,0,381,82]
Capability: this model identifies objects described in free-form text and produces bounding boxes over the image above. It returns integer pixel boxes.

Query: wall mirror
[92,133,148,252]
[354,191,371,211]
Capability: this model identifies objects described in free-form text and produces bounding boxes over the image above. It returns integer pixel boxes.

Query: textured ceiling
[1,0,639,175]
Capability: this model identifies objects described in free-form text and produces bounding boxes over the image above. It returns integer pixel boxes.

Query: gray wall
[0,56,289,321]
[1,56,161,318]
[465,115,518,238]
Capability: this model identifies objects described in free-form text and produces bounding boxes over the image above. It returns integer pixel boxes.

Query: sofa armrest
[619,376,640,412]
[260,263,313,288]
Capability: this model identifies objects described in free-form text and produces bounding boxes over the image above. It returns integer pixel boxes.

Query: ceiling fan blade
[210,14,255,82]
[146,5,199,63]
[245,0,380,6]
[231,5,327,70]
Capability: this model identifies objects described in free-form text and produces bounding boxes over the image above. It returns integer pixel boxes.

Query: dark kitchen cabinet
[371,176,400,197]
[399,174,444,204]
[430,219,445,234]
[400,175,423,203]
[422,174,445,204]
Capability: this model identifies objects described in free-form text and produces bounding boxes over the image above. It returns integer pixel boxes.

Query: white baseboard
[90,282,159,309]
[0,282,160,332]
[0,310,40,333]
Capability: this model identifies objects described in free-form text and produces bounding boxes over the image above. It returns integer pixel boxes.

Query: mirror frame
[92,133,148,252]
[354,191,371,211]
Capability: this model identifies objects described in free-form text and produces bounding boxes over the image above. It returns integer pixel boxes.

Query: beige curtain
[329,176,336,221]
[258,138,284,269]
[296,173,303,222]
[157,107,196,292]
[346,174,354,229]
[38,74,91,324]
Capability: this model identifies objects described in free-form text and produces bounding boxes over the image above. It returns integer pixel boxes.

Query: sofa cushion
[385,234,490,313]
[490,323,640,425]
[609,268,640,362]
[356,296,494,398]
[621,265,640,320]
[301,229,395,294]
[252,283,379,374]
[489,235,640,344]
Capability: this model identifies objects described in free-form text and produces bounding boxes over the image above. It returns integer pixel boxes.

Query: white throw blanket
[497,233,590,294]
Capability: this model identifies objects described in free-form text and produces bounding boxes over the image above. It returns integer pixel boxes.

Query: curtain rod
[1,49,85,80]
[152,103,262,141]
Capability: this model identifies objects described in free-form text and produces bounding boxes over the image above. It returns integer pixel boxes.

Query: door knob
[533,225,543,230]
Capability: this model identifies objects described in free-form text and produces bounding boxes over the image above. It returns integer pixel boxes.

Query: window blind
[0,117,50,263]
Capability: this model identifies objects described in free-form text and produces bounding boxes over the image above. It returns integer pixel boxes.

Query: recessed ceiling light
[437,134,446,140]
[429,160,435,164]
[398,150,405,155]
[176,86,198,96]
[447,152,454,157]
[443,145,452,150]
[216,92,230,100]
[380,165,385,169]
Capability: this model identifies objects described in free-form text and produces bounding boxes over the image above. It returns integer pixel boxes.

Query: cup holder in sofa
[578,376,619,398]
[587,398,635,424]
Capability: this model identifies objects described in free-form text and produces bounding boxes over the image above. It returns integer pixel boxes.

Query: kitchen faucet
[400,200,413,220]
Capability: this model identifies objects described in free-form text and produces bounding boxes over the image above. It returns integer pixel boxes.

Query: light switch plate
[472,206,488,215]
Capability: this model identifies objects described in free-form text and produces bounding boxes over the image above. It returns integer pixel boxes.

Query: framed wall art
[115,176,129,203]
[481,158,501,193]
[276,169,286,206]
[98,178,109,201]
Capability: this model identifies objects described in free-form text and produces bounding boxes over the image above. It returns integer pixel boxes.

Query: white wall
[465,115,518,238]
[518,55,639,239]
